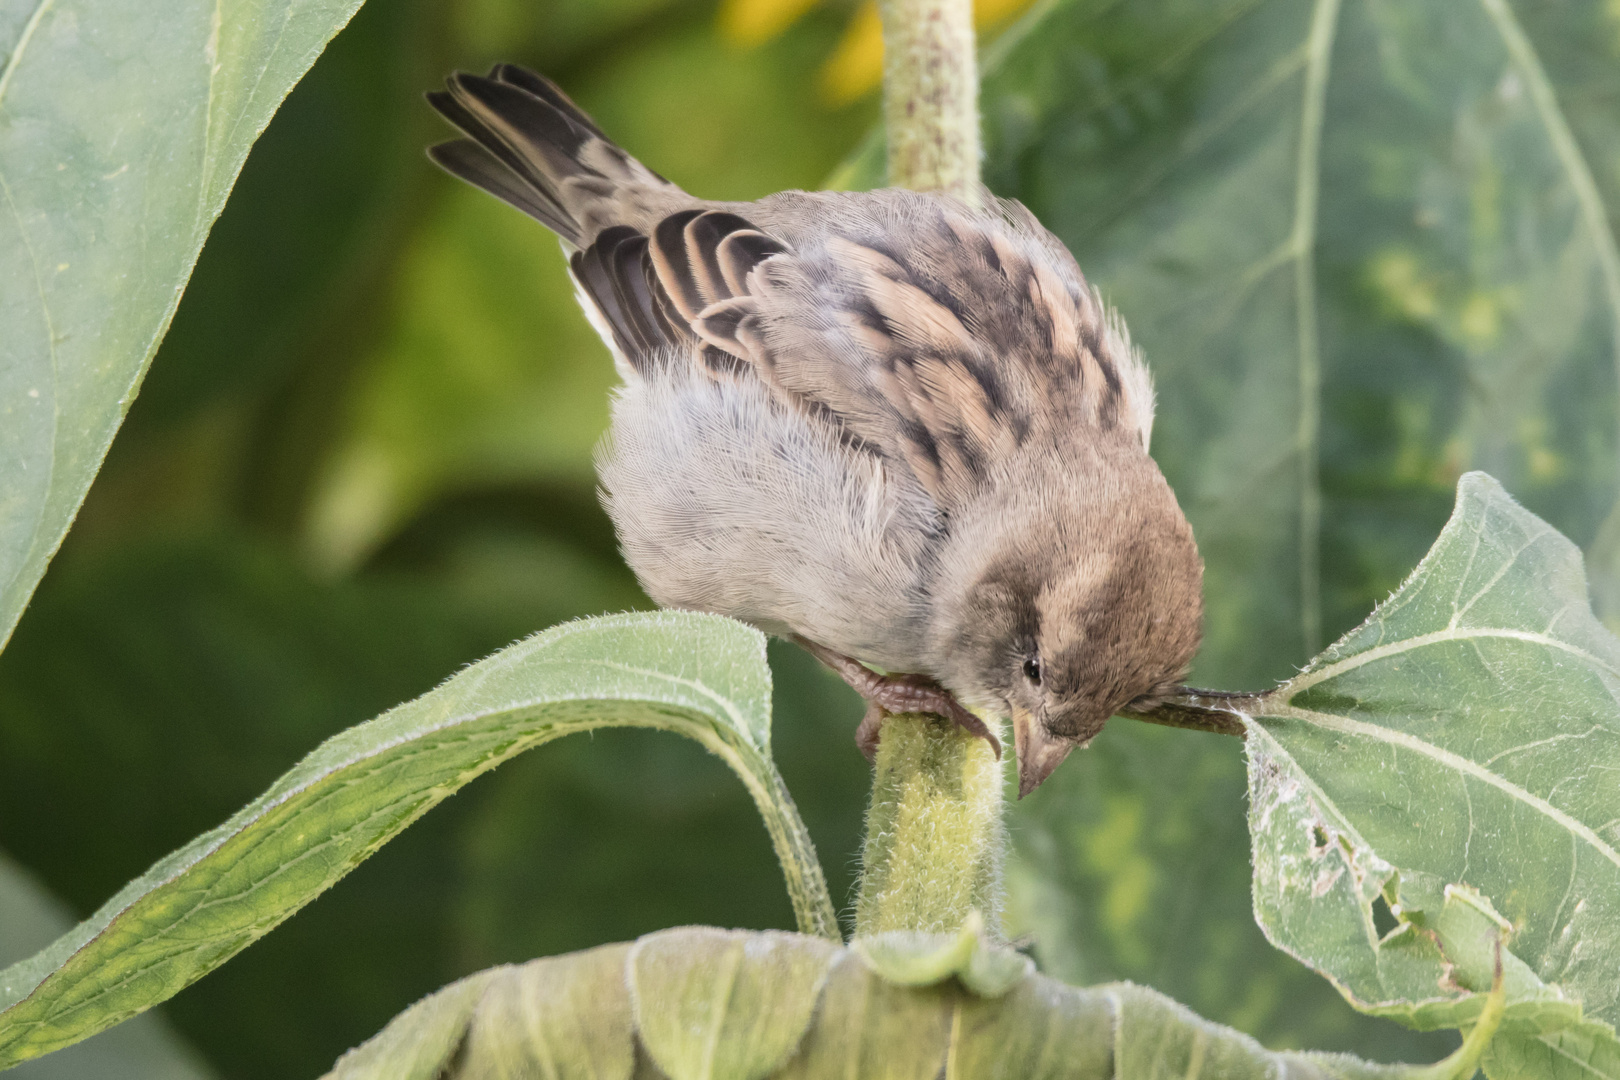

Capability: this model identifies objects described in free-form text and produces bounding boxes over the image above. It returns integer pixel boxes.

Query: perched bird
[427,65,1204,796]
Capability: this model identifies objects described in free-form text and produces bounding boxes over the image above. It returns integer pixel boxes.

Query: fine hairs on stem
[853,0,1004,940]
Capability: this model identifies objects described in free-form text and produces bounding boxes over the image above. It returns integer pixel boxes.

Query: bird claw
[855,702,885,761]
[794,636,1003,761]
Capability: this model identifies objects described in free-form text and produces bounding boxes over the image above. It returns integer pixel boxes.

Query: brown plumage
[428,65,1204,795]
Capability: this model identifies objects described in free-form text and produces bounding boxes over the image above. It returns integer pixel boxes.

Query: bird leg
[791,636,1002,762]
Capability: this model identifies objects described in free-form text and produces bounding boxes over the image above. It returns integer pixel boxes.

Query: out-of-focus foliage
[3,0,1618,1076]
[719,0,1038,105]
[303,1,877,572]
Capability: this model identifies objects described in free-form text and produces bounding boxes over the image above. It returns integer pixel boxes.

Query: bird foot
[792,636,1002,762]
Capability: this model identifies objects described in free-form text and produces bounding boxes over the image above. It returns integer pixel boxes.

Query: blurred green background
[4,0,1619,1075]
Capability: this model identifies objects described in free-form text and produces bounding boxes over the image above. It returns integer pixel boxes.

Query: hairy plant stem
[855,714,1007,936]
[852,0,1001,942]
[879,0,981,200]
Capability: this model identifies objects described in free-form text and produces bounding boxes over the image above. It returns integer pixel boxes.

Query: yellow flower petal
[815,0,1038,106]
[975,0,1035,28]
[818,1,884,106]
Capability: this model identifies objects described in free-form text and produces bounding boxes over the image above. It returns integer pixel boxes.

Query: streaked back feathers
[427,67,1156,514]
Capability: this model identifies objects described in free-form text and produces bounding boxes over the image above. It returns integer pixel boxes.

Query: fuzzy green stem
[879,0,981,200]
[854,0,1002,941]
[854,714,1006,937]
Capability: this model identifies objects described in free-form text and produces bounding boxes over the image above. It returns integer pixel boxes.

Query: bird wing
[428,66,1154,512]
[572,191,1154,511]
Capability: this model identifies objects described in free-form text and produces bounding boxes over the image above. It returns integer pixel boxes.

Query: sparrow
[426,65,1204,796]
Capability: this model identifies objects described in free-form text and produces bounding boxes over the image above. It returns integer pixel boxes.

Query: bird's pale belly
[598,366,939,673]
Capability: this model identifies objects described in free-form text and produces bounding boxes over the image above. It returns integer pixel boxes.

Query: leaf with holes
[1247,472,1620,1075]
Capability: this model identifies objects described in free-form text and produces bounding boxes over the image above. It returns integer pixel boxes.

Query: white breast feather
[598,361,940,671]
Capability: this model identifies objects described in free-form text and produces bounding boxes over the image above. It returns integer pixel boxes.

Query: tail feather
[487,63,612,144]
[426,137,577,238]
[426,66,667,247]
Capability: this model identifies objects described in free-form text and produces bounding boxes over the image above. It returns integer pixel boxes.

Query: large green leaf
[323,925,1480,1080]
[0,612,836,1070]
[1247,472,1620,1076]
[0,0,371,650]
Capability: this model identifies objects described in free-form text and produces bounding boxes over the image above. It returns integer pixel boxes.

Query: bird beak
[1013,706,1075,799]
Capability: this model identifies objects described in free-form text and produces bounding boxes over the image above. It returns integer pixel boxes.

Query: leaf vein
[1264,704,1620,872]
[1290,0,1341,657]
[0,0,53,112]
[1288,626,1620,692]
[1483,725,1604,768]
[1478,0,1620,391]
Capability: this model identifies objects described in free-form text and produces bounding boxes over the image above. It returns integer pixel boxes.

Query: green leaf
[0,0,368,650]
[1248,472,1620,1074]
[630,928,840,1080]
[1481,1018,1620,1080]
[325,928,1434,1080]
[0,851,215,1080]
[0,612,836,1069]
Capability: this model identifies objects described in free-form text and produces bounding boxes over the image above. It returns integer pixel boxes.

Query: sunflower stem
[879,0,981,200]
[852,0,1002,941]
[854,714,1007,937]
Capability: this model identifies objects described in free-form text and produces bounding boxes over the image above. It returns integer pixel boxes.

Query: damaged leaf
[1246,472,1620,1074]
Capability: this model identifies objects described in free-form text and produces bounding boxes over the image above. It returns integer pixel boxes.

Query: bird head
[929,440,1203,796]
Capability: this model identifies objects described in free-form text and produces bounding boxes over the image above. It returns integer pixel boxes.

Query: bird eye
[1022,656,1042,684]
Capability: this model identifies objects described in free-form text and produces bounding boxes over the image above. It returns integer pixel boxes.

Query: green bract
[324,926,1429,1080]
